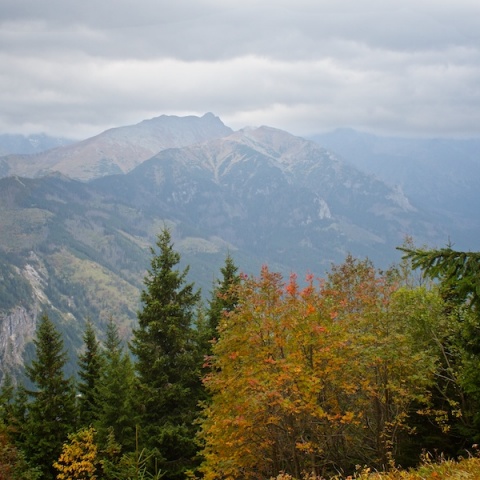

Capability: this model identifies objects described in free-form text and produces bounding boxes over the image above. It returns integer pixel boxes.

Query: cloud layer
[2,0,480,138]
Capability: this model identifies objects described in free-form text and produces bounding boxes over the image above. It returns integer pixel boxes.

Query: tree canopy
[130,227,202,479]
[398,246,480,310]
[23,314,77,479]
[3,239,480,479]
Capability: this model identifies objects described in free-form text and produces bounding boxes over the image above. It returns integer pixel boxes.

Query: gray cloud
[1,0,480,138]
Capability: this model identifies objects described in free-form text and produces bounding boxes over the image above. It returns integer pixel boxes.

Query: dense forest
[1,229,480,479]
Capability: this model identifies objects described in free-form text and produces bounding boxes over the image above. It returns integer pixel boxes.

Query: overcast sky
[2,0,480,139]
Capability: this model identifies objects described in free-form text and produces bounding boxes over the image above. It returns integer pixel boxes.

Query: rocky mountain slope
[0,113,232,180]
[310,129,480,249]
[0,122,450,382]
[95,126,440,270]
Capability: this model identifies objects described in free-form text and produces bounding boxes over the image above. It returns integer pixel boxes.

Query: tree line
[0,230,479,479]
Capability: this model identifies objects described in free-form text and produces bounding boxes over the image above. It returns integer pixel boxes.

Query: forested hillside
[1,115,479,479]
[1,230,479,479]
[0,122,448,386]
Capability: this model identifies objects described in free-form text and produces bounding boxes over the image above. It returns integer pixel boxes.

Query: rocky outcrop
[0,253,50,384]
[0,305,38,382]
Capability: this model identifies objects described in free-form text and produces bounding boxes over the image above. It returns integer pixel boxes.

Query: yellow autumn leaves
[198,258,445,479]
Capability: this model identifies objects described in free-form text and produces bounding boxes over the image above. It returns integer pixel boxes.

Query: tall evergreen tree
[207,253,240,336]
[77,320,103,427]
[399,245,480,445]
[198,253,242,370]
[398,245,480,309]
[23,313,77,479]
[8,385,29,449]
[95,317,136,452]
[130,227,202,479]
[0,421,40,480]
[0,372,14,425]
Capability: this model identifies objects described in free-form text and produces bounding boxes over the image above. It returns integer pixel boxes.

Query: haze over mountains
[310,129,480,250]
[0,113,232,180]
[0,112,477,381]
[0,133,73,156]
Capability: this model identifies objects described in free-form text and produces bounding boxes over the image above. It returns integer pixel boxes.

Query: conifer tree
[23,313,77,479]
[207,253,240,337]
[130,227,202,479]
[0,421,40,480]
[8,385,29,448]
[398,245,480,309]
[95,318,136,452]
[400,245,480,444]
[77,320,103,427]
[198,253,241,379]
[0,372,14,425]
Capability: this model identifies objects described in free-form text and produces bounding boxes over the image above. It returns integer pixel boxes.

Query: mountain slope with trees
[2,237,480,478]
[0,125,452,384]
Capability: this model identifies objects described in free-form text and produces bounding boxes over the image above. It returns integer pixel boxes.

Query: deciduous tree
[54,427,98,480]
[323,256,446,467]
[200,267,358,478]
[199,259,440,478]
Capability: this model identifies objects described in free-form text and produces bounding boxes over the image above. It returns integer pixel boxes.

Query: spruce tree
[0,421,40,480]
[398,245,480,309]
[8,385,29,449]
[0,372,14,425]
[130,227,202,479]
[95,317,136,452]
[198,253,241,364]
[77,320,103,427]
[23,313,77,479]
[207,253,240,336]
[400,245,480,444]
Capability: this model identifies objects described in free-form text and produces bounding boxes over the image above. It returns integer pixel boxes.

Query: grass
[48,248,140,328]
[272,450,480,479]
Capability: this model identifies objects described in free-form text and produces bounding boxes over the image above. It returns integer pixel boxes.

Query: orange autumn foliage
[199,258,442,479]
[54,427,98,480]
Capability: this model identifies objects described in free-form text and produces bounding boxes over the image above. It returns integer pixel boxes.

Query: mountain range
[0,113,232,180]
[310,129,480,250]
[0,113,477,382]
[0,133,73,156]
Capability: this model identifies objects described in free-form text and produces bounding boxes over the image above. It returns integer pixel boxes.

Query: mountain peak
[0,113,233,181]
[136,112,227,128]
